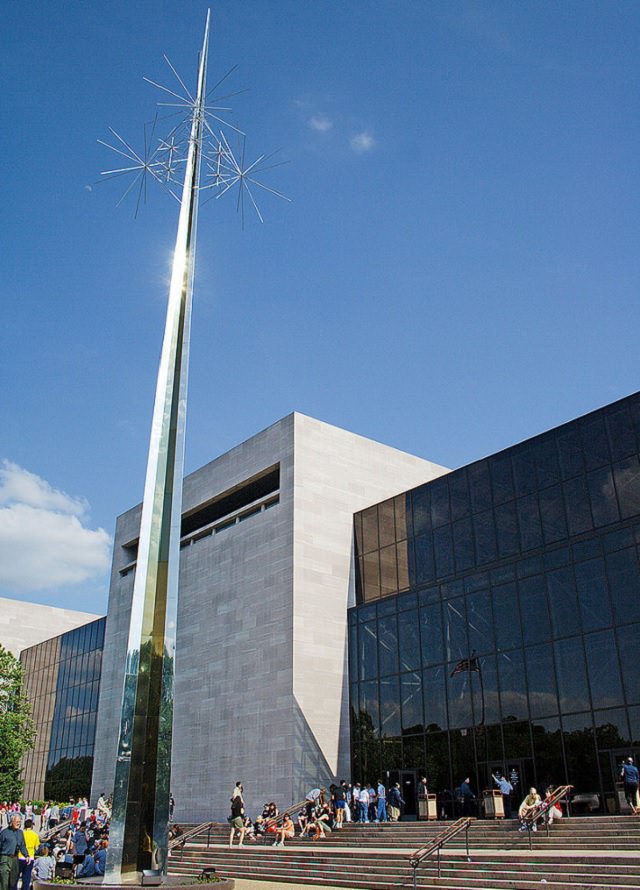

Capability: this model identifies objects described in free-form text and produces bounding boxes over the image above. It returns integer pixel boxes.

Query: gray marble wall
[91,414,448,821]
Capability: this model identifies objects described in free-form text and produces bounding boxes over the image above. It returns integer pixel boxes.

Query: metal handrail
[168,798,310,851]
[519,784,573,849]
[168,820,214,851]
[409,817,471,888]
[39,818,74,842]
[264,798,309,830]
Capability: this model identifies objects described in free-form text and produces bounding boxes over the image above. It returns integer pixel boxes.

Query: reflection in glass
[588,466,619,527]
[453,518,474,572]
[540,485,567,544]
[443,598,468,662]
[401,672,423,732]
[607,548,640,624]
[517,495,543,552]
[491,454,514,506]
[378,615,399,677]
[380,676,400,737]
[360,680,380,736]
[423,665,447,732]
[555,637,590,713]
[420,603,443,666]
[495,501,519,558]
[446,661,473,730]
[582,415,610,471]
[468,462,491,513]
[498,649,528,722]
[564,476,592,536]
[575,557,611,632]
[547,567,580,638]
[430,478,450,528]
[414,534,435,586]
[412,486,431,536]
[449,471,470,522]
[584,630,624,709]
[512,448,537,498]
[525,644,558,718]
[467,590,494,655]
[518,576,551,645]
[492,583,521,652]
[531,716,563,786]
[562,712,598,793]
[398,609,420,672]
[359,622,378,681]
[616,624,640,705]
[613,457,640,519]
[434,526,454,577]
[474,510,497,565]
[594,708,630,748]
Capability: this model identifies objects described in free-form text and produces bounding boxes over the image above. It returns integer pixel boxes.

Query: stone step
[172,858,640,890]
[170,848,640,882]
[168,818,640,890]
[184,826,640,851]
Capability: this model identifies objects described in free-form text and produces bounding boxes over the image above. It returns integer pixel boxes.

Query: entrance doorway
[484,758,530,816]
[604,748,640,814]
[388,768,421,819]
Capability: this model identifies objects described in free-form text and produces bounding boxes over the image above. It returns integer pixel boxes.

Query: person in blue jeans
[620,757,639,813]
[376,781,387,822]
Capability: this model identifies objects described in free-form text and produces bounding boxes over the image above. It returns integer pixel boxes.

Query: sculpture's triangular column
[106,11,210,882]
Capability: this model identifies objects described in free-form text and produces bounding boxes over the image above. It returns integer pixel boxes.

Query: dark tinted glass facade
[21,618,105,801]
[351,394,640,814]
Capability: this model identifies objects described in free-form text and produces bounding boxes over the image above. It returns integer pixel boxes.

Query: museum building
[19,394,640,818]
[350,392,640,815]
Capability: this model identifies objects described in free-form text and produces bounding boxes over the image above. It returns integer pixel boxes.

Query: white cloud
[0,461,112,593]
[350,131,375,154]
[309,113,333,133]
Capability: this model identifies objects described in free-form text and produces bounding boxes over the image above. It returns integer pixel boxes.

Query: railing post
[207,824,211,848]
[465,820,469,858]
[437,846,441,878]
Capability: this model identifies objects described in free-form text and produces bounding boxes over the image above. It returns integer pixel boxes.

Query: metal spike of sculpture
[100,10,287,881]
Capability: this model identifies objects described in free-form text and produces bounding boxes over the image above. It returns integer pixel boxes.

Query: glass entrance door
[606,748,640,814]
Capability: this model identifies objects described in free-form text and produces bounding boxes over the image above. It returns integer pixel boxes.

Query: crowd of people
[226,778,414,848]
[0,796,112,890]
[226,757,640,847]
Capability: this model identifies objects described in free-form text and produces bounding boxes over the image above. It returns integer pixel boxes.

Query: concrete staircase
[167,817,640,889]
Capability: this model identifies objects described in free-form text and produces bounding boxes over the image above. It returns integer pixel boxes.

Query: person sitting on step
[518,787,542,831]
[273,813,295,848]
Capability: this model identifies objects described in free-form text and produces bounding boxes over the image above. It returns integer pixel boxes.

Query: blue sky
[1,0,638,614]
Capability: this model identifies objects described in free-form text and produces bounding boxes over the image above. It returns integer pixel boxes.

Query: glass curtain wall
[351,394,640,814]
[21,619,106,801]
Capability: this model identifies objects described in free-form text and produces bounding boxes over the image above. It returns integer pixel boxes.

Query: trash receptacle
[483,789,504,819]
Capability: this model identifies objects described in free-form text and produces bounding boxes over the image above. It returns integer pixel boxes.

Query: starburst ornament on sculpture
[99,45,289,222]
[98,11,288,882]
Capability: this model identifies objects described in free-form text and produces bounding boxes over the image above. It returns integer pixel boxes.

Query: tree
[0,645,35,800]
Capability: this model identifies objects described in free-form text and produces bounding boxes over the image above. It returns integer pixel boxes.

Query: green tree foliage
[0,645,35,800]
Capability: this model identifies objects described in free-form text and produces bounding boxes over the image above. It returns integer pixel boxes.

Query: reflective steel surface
[106,13,210,882]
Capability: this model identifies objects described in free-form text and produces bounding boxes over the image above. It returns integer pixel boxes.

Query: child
[33,845,56,883]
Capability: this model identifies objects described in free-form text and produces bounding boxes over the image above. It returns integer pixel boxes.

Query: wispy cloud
[350,131,376,155]
[309,113,333,133]
[0,461,112,593]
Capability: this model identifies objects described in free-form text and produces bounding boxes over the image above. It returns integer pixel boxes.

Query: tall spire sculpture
[99,10,287,881]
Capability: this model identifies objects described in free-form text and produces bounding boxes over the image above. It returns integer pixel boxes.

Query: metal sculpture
[100,10,286,880]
